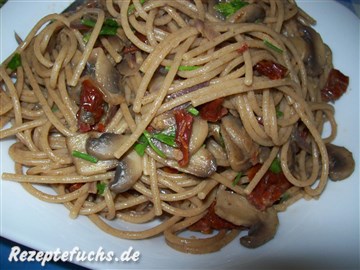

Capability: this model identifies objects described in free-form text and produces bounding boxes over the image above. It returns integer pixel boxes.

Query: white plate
[1,1,359,269]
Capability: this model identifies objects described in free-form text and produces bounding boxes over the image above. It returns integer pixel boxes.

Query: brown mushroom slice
[208,123,223,145]
[189,117,208,154]
[88,48,125,105]
[149,146,217,178]
[221,123,251,172]
[206,138,230,167]
[326,143,355,181]
[215,189,279,248]
[67,133,119,176]
[181,147,217,178]
[86,133,129,160]
[109,150,143,193]
[298,25,327,77]
[151,138,183,160]
[150,111,176,131]
[221,115,259,157]
[227,4,266,23]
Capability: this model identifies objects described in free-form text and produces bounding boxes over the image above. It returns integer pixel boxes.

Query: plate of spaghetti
[0,0,359,269]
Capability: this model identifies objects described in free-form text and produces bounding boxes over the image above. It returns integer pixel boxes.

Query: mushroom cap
[86,133,129,160]
[109,150,143,193]
[326,143,355,181]
[215,189,279,248]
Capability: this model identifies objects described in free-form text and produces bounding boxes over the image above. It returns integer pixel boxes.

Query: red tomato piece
[199,98,228,122]
[189,202,239,234]
[321,68,349,102]
[174,109,194,167]
[254,60,288,80]
[247,164,292,211]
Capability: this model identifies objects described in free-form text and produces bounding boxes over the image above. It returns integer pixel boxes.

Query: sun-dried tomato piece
[174,109,194,167]
[189,202,239,234]
[247,164,292,211]
[199,98,228,122]
[321,68,349,102]
[254,60,287,80]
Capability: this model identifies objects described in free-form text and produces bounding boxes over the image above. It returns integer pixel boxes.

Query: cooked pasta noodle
[0,0,355,253]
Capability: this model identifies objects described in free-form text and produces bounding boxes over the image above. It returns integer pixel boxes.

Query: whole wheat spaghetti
[0,0,355,253]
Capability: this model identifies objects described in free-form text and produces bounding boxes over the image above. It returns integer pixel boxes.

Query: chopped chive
[279,192,291,203]
[152,132,176,147]
[276,109,284,118]
[187,107,199,116]
[143,130,166,158]
[232,172,243,186]
[264,39,283,54]
[82,32,91,43]
[7,53,22,71]
[165,65,200,72]
[96,182,106,195]
[51,104,59,112]
[81,18,96,28]
[103,18,119,28]
[99,25,118,36]
[81,18,119,42]
[72,150,98,163]
[269,157,282,174]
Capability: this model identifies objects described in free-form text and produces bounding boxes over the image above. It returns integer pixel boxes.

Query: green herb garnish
[232,172,243,186]
[134,129,176,157]
[214,0,249,18]
[7,53,22,71]
[152,132,176,147]
[276,109,284,118]
[82,32,91,43]
[143,130,166,158]
[187,107,199,116]
[81,18,120,43]
[269,157,282,174]
[128,0,147,15]
[72,150,98,163]
[165,65,200,72]
[96,182,106,195]
[279,192,291,203]
[263,39,283,54]
[51,104,59,112]
[134,134,149,157]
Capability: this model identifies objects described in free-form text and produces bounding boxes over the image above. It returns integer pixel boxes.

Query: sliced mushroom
[179,147,217,178]
[206,138,230,167]
[326,143,355,181]
[208,123,223,145]
[193,19,220,40]
[228,4,266,23]
[189,117,208,154]
[215,189,279,248]
[109,150,143,193]
[88,48,125,104]
[151,137,183,160]
[150,111,176,131]
[148,146,217,178]
[67,133,119,176]
[298,25,327,77]
[220,115,258,171]
[222,115,259,156]
[86,133,129,160]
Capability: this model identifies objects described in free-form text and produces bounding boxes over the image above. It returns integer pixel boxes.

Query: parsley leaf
[214,0,249,18]
[7,53,22,71]
[96,182,106,195]
[232,172,243,186]
[269,157,282,174]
